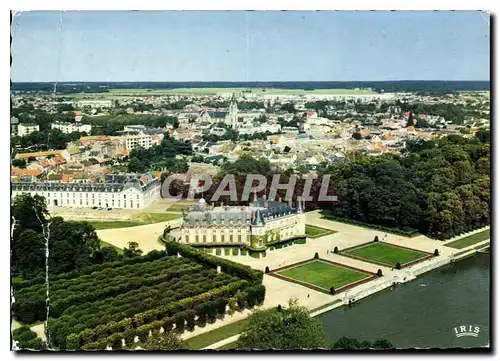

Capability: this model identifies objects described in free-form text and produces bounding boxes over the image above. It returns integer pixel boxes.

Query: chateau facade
[179,196,306,251]
[11,173,160,210]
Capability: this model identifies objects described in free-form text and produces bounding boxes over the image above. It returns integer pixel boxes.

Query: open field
[89,213,181,230]
[446,229,490,249]
[184,318,249,350]
[92,221,144,230]
[305,225,336,238]
[276,260,371,290]
[65,87,376,98]
[342,242,429,267]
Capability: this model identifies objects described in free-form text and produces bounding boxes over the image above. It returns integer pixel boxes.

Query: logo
[453,325,480,338]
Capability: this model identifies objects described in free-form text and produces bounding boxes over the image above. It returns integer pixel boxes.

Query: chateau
[179,196,306,251]
[11,172,160,210]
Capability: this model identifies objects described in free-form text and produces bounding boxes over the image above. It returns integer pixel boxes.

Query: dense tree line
[11,195,142,281]
[85,114,179,136]
[12,128,85,150]
[319,131,490,239]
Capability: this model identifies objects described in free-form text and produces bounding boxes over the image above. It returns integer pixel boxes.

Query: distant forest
[11,81,490,94]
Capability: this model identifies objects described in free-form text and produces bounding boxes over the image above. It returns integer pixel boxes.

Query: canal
[318,253,490,348]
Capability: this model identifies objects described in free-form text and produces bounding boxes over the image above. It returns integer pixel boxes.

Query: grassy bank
[305,225,336,238]
[184,318,249,350]
[446,229,490,249]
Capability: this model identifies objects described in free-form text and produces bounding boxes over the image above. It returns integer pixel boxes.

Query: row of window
[184,234,248,243]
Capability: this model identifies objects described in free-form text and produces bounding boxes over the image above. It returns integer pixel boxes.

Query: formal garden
[269,258,377,294]
[340,241,432,268]
[12,245,265,350]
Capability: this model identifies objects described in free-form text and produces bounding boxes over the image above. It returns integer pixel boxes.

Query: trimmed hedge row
[13,250,168,291]
[65,282,266,350]
[164,241,263,283]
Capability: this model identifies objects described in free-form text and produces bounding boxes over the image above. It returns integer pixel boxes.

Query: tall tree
[237,300,328,349]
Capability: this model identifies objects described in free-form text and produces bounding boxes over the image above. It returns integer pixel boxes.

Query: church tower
[226,93,239,129]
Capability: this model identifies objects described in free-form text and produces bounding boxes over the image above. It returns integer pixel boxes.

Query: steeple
[297,196,303,214]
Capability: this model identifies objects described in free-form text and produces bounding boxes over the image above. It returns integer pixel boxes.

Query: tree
[434,249,440,256]
[143,331,185,350]
[374,236,379,242]
[329,287,335,295]
[123,241,143,258]
[314,252,319,259]
[127,157,145,173]
[395,262,401,270]
[352,132,362,140]
[265,266,270,274]
[333,246,339,254]
[12,158,27,168]
[332,336,362,349]
[372,339,393,349]
[407,112,415,127]
[377,269,383,277]
[237,299,328,349]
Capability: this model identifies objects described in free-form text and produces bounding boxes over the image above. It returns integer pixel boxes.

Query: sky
[11,11,490,82]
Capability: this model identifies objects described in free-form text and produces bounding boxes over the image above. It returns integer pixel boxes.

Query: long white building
[11,173,160,210]
[51,121,92,134]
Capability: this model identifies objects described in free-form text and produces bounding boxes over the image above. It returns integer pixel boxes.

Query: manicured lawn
[184,318,249,350]
[166,204,187,212]
[446,229,490,249]
[91,213,181,230]
[91,221,144,230]
[100,240,124,254]
[136,212,182,223]
[276,260,370,290]
[343,243,428,266]
[305,225,336,238]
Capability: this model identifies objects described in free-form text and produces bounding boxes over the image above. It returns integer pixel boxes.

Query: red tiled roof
[11,168,43,177]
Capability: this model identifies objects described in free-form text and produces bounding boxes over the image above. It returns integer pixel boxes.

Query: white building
[179,196,306,251]
[77,100,113,108]
[11,173,160,210]
[51,121,92,134]
[120,129,165,150]
[18,123,40,137]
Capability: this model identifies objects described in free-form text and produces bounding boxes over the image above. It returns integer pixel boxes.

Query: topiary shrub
[329,287,335,295]
[277,304,282,312]
[434,249,439,256]
[314,252,319,259]
[374,236,379,242]
[265,266,270,274]
[334,246,339,254]
[377,269,383,277]
[395,262,401,270]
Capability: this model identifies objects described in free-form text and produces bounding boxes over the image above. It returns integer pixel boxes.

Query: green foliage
[237,300,329,350]
[314,252,319,259]
[331,336,392,349]
[377,269,383,277]
[143,331,185,350]
[320,134,490,240]
[395,262,401,270]
[333,246,339,254]
[123,241,143,258]
[12,158,27,168]
[434,249,440,256]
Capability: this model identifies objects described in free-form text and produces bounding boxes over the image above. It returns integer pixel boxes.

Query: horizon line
[11,79,491,83]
